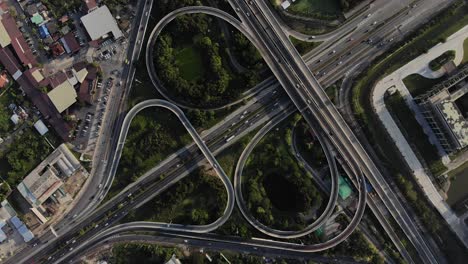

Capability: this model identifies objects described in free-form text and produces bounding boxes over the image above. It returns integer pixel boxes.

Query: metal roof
[80,6,123,41]
[47,80,77,113]
[34,119,49,135]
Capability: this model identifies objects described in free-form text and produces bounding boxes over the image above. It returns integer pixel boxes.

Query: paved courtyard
[372,25,468,248]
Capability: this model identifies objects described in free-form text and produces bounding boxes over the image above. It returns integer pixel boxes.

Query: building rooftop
[0,13,37,67]
[48,71,68,88]
[50,42,65,57]
[10,113,19,124]
[31,13,44,25]
[30,68,45,83]
[83,0,97,13]
[281,1,291,10]
[39,24,50,39]
[438,100,468,148]
[10,216,34,242]
[338,176,352,200]
[47,80,77,113]
[80,5,123,41]
[17,144,80,207]
[34,119,49,135]
[0,16,11,47]
[0,47,21,78]
[60,32,80,54]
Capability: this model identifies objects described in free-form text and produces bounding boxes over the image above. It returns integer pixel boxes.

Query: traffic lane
[25,95,291,263]
[76,0,156,217]
[16,0,426,260]
[68,233,365,264]
[45,100,292,263]
[235,1,437,262]
[233,104,341,239]
[3,0,154,262]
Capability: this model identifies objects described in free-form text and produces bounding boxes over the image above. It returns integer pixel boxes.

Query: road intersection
[4,0,459,263]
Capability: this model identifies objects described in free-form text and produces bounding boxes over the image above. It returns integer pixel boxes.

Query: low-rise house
[30,13,44,26]
[34,119,49,136]
[60,32,80,54]
[47,78,77,113]
[39,24,50,38]
[0,13,37,68]
[50,41,65,57]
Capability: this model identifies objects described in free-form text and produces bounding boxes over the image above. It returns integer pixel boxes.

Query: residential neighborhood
[0,0,132,259]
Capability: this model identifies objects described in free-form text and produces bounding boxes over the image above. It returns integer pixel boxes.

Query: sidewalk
[372,25,468,248]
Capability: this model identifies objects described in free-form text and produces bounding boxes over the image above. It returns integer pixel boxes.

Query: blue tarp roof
[39,24,50,38]
[0,230,6,242]
[10,216,22,228]
[18,225,34,242]
[10,216,34,242]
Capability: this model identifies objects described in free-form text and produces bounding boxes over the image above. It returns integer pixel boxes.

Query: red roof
[0,13,37,67]
[16,72,71,141]
[78,79,91,103]
[50,42,65,57]
[61,32,80,54]
[83,0,97,13]
[47,71,68,88]
[0,47,22,77]
[59,15,69,23]
[0,1,8,13]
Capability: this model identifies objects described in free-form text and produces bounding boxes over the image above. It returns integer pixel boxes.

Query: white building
[281,0,291,10]
[80,5,123,41]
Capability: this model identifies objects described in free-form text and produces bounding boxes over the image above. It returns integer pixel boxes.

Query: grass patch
[287,0,341,19]
[446,160,468,207]
[174,46,204,81]
[463,38,468,64]
[109,108,192,198]
[429,50,455,71]
[402,74,444,97]
[295,121,327,169]
[448,159,468,178]
[289,36,321,55]
[386,92,447,176]
[243,113,324,230]
[123,168,226,225]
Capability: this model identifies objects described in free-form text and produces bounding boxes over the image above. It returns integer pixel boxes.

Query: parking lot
[72,77,114,150]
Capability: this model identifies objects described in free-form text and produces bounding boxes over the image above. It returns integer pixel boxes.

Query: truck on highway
[226,135,235,142]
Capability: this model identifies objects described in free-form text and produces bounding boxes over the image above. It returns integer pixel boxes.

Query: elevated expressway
[63,233,365,264]
[7,1,450,262]
[49,100,365,263]
[230,0,439,263]
[47,6,370,263]
[105,99,235,233]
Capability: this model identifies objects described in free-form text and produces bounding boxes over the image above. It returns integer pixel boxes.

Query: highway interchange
[4,0,458,263]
